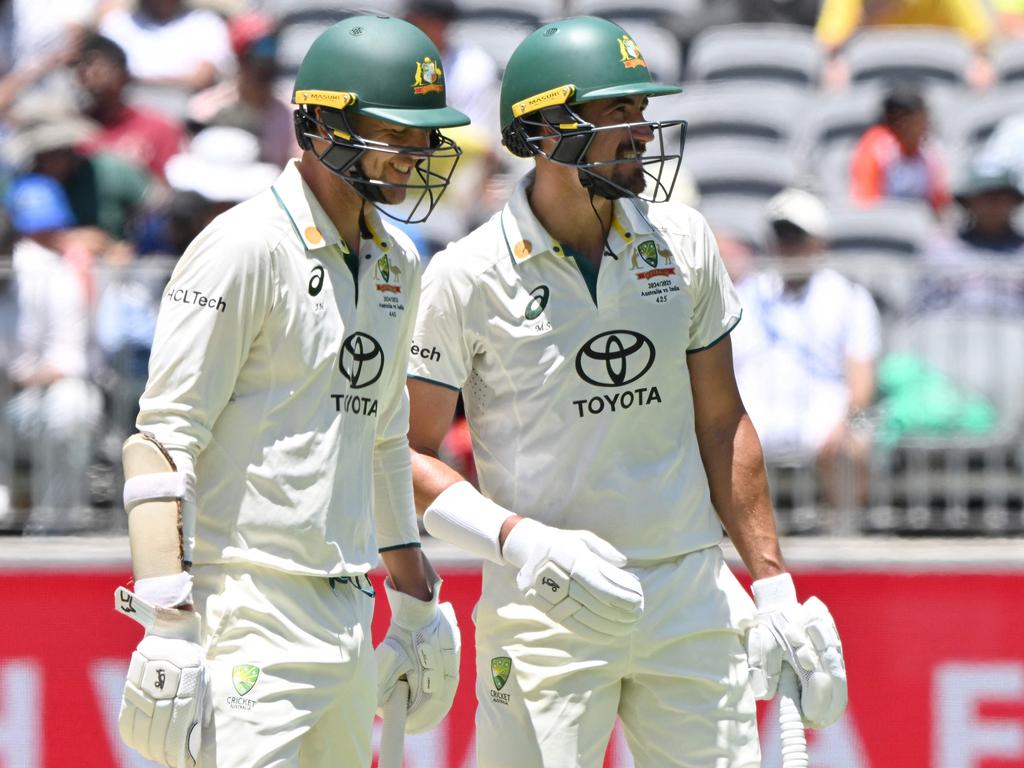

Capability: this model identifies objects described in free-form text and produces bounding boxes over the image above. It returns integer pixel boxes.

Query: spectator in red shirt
[75,33,184,178]
[850,85,951,214]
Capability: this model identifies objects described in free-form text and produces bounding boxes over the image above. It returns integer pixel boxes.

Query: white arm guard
[422,481,513,565]
[122,433,193,582]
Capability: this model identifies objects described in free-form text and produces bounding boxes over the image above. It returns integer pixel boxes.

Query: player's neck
[529,169,613,264]
[297,152,364,253]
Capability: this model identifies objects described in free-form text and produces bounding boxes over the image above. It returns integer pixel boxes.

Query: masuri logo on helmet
[291,15,469,224]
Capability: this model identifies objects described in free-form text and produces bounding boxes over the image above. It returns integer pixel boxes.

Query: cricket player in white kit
[407,17,849,767]
[113,17,468,767]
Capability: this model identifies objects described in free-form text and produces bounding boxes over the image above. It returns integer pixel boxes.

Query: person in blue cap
[3,174,101,533]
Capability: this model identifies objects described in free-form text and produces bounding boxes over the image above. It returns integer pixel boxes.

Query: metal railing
[0,253,1021,537]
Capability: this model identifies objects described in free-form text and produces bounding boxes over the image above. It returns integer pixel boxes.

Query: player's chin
[379,186,409,205]
[612,169,646,195]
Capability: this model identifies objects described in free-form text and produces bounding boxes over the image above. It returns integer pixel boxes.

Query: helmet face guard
[295,105,462,224]
[504,102,686,203]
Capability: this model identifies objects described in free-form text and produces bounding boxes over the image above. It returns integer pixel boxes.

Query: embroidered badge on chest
[630,239,681,304]
[374,254,406,317]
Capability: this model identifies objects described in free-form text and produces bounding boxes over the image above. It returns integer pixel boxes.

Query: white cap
[765,188,828,240]
[165,126,280,203]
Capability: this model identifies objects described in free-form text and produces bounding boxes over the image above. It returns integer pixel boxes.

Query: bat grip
[779,666,809,768]
[379,679,409,768]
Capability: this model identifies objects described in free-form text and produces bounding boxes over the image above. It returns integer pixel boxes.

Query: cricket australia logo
[631,240,675,280]
[233,664,259,696]
[413,56,444,94]
[228,664,260,711]
[489,656,512,705]
[375,254,402,294]
[618,35,647,69]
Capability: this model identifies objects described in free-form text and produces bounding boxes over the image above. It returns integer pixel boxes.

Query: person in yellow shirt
[815,0,996,88]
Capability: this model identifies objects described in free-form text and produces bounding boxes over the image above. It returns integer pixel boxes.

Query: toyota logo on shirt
[575,330,656,387]
[339,332,384,388]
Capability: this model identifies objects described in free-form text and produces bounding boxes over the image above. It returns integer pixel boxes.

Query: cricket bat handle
[779,666,809,767]
[379,679,408,768]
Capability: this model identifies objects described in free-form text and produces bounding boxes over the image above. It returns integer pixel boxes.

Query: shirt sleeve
[407,249,476,390]
[136,218,274,461]
[686,214,743,353]
[815,0,862,49]
[373,241,422,552]
[43,264,90,378]
[849,130,883,206]
[844,282,881,362]
[949,0,994,44]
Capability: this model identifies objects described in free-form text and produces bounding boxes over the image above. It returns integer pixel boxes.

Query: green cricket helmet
[500,16,686,202]
[292,15,470,223]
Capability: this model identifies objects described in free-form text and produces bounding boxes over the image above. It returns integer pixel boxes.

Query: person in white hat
[731,187,881,509]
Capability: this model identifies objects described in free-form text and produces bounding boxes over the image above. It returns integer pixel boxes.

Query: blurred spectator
[916,164,1024,313]
[996,0,1024,36]
[75,33,184,178]
[403,0,499,130]
[815,0,996,88]
[139,125,278,253]
[5,102,153,241]
[187,13,297,167]
[0,0,100,87]
[849,85,951,214]
[979,112,1024,181]
[732,189,881,509]
[99,0,233,92]
[402,0,504,243]
[2,175,102,533]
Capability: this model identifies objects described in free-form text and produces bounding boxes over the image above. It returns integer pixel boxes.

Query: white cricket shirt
[410,173,741,561]
[138,161,420,576]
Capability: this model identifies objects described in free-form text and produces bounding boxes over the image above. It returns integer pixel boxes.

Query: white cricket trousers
[192,564,377,767]
[475,545,760,768]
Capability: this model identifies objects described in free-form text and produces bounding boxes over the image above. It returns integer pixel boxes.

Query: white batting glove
[744,573,847,729]
[376,567,461,734]
[114,585,204,767]
[502,518,644,641]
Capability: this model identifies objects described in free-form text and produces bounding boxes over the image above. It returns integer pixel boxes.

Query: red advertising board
[0,565,1022,767]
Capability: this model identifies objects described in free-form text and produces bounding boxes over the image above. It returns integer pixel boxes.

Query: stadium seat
[814,141,856,203]
[994,39,1024,84]
[686,23,824,88]
[937,85,1024,157]
[699,197,771,251]
[460,0,562,19]
[844,28,972,87]
[684,141,800,202]
[274,8,353,81]
[448,10,540,73]
[827,201,933,258]
[571,0,702,17]
[656,82,809,149]
[795,83,887,158]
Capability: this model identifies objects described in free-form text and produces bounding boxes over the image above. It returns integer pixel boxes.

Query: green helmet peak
[293,15,469,130]
[499,16,680,132]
